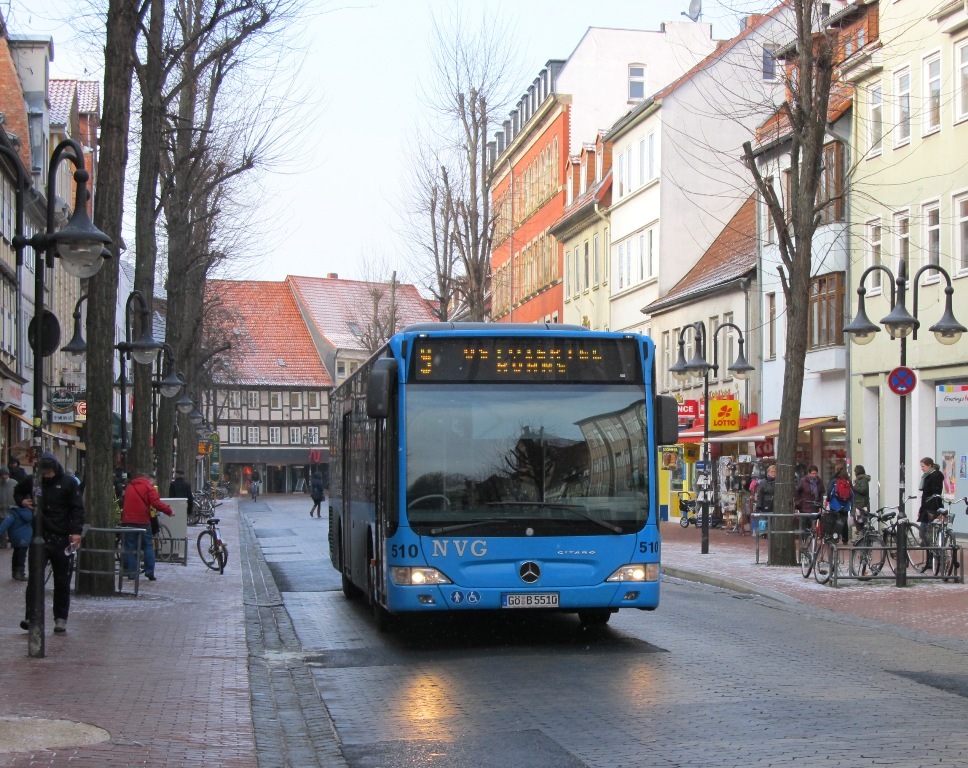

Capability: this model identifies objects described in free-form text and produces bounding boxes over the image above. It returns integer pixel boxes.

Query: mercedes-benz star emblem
[519,561,540,583]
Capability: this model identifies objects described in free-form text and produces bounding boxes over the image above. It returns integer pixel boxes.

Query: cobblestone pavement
[1,495,966,767]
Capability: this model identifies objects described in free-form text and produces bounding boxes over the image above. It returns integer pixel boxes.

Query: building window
[924,202,940,267]
[270,392,281,409]
[868,84,882,156]
[229,426,241,444]
[583,241,590,288]
[617,242,624,290]
[628,65,645,100]
[867,219,883,290]
[766,293,776,360]
[956,193,968,272]
[247,426,259,444]
[808,273,845,349]
[647,132,656,180]
[638,233,645,282]
[923,53,941,135]
[593,234,600,286]
[228,391,241,408]
[290,392,301,409]
[762,45,778,81]
[646,228,654,278]
[336,360,346,378]
[307,391,318,408]
[269,427,281,445]
[895,68,911,146]
[818,142,844,223]
[289,426,302,444]
[638,138,646,187]
[894,210,910,268]
[958,41,968,123]
[247,391,259,409]
[307,426,319,445]
[618,152,625,198]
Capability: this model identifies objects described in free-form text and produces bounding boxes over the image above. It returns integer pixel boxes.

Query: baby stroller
[678,492,699,527]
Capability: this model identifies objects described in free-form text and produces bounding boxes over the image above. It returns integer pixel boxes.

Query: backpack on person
[835,476,852,502]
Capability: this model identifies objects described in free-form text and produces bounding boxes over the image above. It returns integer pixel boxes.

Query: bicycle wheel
[939,531,957,581]
[906,526,928,573]
[799,533,816,578]
[197,530,220,571]
[850,533,884,580]
[814,540,835,584]
[154,522,174,562]
[216,542,228,574]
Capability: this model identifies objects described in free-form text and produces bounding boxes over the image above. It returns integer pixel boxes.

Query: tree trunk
[76,0,141,596]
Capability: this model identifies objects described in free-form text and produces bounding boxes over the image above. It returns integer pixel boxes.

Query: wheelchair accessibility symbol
[467,591,481,604]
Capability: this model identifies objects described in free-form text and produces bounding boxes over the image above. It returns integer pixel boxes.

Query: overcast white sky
[11,0,766,286]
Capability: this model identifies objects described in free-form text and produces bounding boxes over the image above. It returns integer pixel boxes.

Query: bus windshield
[404,384,650,535]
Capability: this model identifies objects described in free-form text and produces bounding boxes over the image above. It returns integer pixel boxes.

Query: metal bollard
[896,518,907,588]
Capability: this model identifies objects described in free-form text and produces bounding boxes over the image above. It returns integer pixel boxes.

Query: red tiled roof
[550,171,612,236]
[76,81,100,114]
[205,280,332,387]
[287,275,438,351]
[755,80,854,144]
[48,79,76,127]
[644,194,757,314]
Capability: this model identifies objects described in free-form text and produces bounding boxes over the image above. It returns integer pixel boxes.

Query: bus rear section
[329,325,679,626]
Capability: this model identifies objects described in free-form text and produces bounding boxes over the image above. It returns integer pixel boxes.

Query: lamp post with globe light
[669,321,754,555]
[11,138,111,658]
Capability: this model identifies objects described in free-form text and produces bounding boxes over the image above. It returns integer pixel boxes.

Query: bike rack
[829,543,964,587]
[74,526,144,596]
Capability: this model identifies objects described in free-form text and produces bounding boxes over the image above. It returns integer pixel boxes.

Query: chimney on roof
[326,273,338,279]
[745,14,763,29]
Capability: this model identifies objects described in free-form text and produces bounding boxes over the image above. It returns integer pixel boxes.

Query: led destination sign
[411,337,643,384]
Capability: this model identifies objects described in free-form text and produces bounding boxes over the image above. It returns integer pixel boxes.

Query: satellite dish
[681,0,702,22]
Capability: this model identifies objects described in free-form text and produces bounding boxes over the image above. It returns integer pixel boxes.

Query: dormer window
[628,65,646,101]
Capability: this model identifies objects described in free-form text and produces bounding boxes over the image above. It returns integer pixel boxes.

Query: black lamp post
[116,291,164,476]
[10,138,111,658]
[669,321,754,555]
[843,257,965,526]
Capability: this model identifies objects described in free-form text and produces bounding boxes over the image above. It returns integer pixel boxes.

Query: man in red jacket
[121,471,173,581]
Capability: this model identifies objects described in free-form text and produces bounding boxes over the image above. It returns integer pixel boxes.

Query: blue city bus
[328,323,679,627]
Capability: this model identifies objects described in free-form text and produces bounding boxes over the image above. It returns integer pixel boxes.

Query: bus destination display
[411,337,642,384]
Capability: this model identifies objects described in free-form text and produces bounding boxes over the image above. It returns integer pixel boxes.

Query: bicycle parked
[880,496,928,574]
[197,517,228,574]
[848,506,897,579]
[923,494,966,581]
[188,490,220,526]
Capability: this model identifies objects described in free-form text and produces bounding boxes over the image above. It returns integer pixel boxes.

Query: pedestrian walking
[826,463,853,543]
[168,468,194,521]
[917,457,945,552]
[249,468,261,501]
[0,466,16,549]
[794,465,824,539]
[852,464,872,533]
[309,471,325,518]
[121,470,173,582]
[753,464,777,536]
[0,479,33,581]
[20,452,83,634]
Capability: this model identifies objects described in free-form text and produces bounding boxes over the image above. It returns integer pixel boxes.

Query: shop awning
[706,416,838,443]
[5,407,33,428]
[676,425,706,443]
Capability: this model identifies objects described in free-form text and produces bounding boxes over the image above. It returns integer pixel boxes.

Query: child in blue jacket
[0,479,34,581]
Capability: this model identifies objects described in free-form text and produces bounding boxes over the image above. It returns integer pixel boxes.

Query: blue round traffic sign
[888,366,916,396]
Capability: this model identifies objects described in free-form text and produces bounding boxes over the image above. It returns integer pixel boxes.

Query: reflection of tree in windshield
[405,387,647,518]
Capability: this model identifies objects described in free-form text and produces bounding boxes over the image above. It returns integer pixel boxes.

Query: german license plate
[502,592,559,608]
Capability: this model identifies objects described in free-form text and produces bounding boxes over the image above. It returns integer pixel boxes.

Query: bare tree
[423,10,521,321]
[79,0,147,596]
[742,0,836,565]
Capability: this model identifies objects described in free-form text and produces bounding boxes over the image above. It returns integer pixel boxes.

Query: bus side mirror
[654,395,680,446]
[366,358,398,418]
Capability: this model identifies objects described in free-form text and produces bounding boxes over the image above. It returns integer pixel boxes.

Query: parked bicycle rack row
[828,543,964,588]
[750,513,804,565]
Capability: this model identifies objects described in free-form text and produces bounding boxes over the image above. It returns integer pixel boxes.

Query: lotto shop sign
[708,399,740,432]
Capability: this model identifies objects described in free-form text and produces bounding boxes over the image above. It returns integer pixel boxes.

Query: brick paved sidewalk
[661,518,968,642]
[0,500,255,767]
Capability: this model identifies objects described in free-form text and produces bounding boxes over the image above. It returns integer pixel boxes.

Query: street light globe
[58,241,106,278]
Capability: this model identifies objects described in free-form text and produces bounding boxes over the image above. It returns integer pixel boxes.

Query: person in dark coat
[917,457,945,549]
[21,452,84,634]
[168,469,194,521]
[0,478,33,580]
[7,457,28,484]
[794,465,824,540]
[309,471,325,518]
[852,465,872,532]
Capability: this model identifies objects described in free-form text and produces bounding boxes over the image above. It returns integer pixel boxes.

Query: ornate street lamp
[9,139,111,658]
[670,321,753,555]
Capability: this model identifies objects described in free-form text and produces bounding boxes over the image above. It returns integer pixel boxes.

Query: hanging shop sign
[709,399,741,432]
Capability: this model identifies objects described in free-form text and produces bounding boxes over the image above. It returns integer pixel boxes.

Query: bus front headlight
[606,563,659,582]
[389,566,453,586]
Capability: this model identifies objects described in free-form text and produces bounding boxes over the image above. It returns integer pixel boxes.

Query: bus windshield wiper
[486,501,623,534]
[429,518,515,535]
